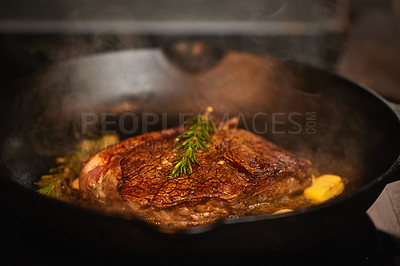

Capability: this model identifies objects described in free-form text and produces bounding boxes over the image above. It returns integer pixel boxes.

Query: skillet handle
[384,100,400,183]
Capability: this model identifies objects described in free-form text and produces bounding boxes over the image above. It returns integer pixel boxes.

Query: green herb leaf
[168,107,216,178]
[36,134,120,198]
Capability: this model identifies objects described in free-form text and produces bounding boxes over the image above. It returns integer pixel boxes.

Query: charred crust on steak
[79,119,312,228]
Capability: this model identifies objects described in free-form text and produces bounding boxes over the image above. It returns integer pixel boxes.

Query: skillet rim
[1,51,400,235]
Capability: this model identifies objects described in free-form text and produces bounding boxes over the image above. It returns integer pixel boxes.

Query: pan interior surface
[1,48,399,219]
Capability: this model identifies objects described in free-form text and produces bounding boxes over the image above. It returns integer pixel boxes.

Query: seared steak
[79,119,312,229]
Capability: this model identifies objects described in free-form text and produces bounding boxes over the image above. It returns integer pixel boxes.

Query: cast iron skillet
[1,43,400,258]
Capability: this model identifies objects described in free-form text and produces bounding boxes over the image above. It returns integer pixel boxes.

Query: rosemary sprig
[36,175,64,197]
[35,134,119,198]
[168,107,217,177]
[35,155,78,198]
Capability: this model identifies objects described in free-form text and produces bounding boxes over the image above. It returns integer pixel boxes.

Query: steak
[79,119,312,229]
